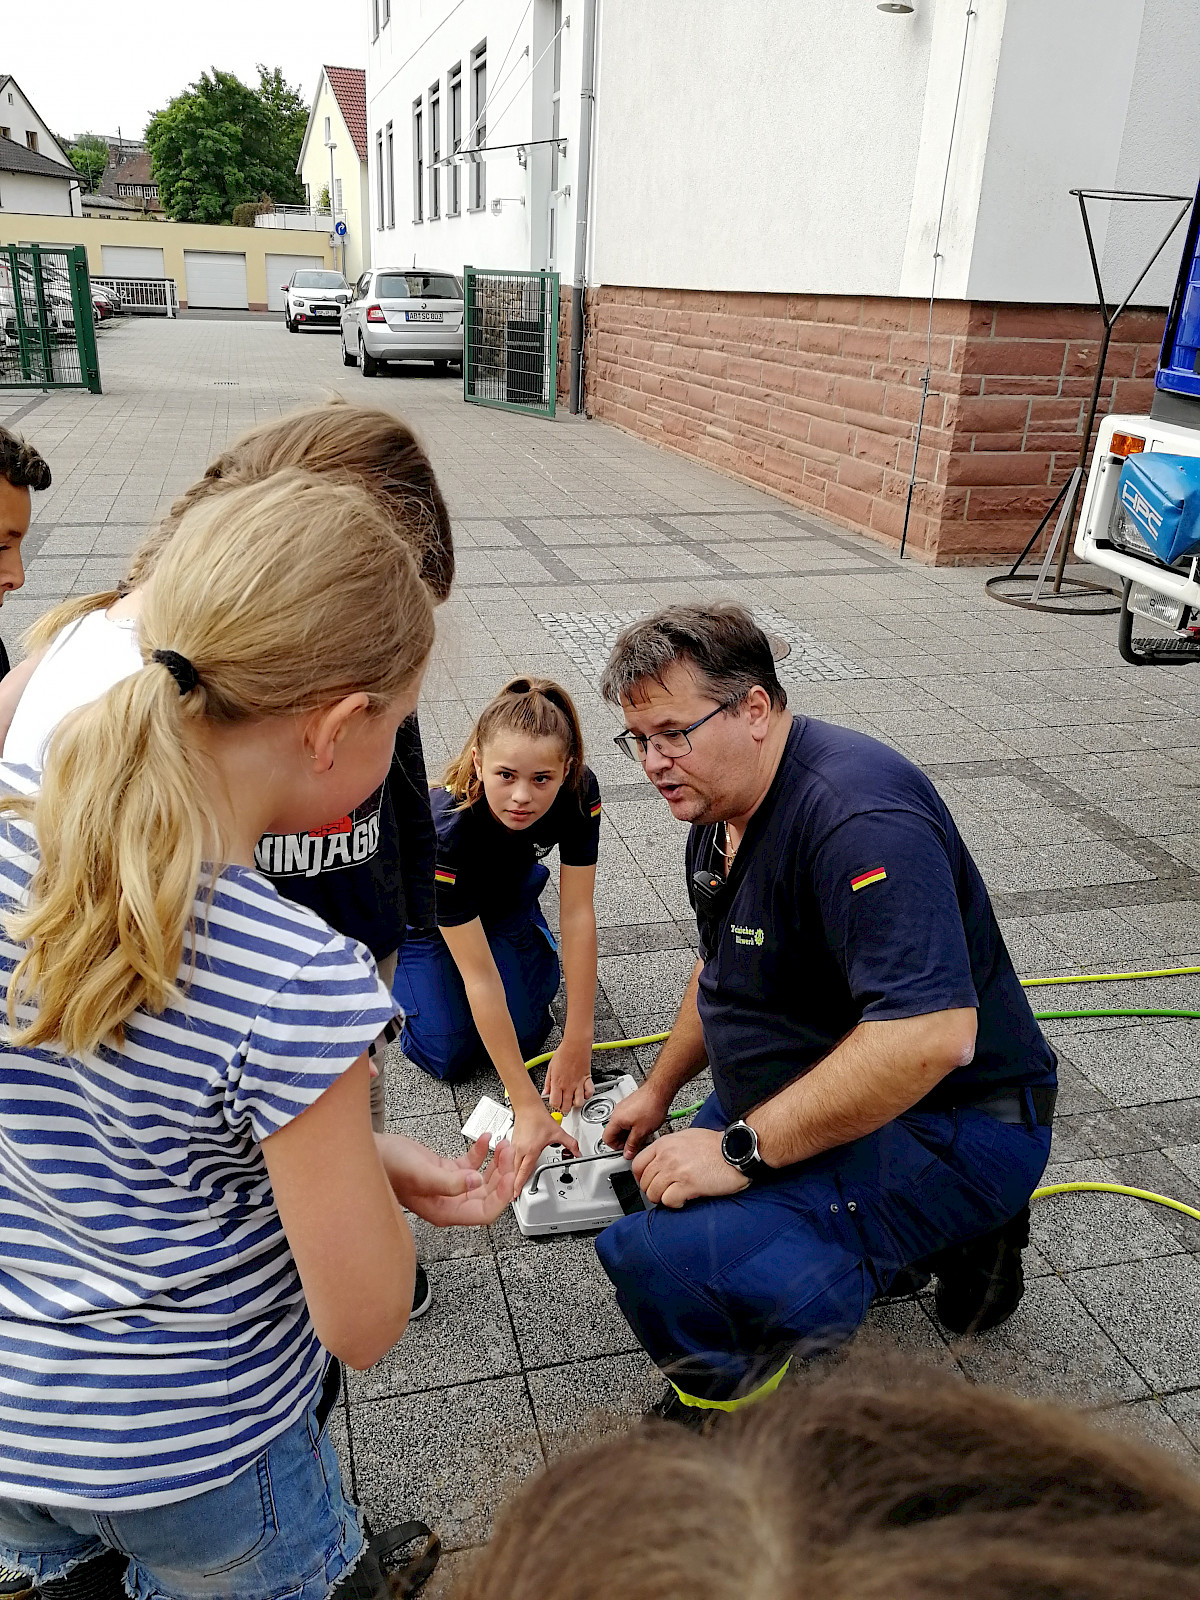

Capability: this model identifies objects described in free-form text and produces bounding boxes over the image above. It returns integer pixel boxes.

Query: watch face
[723,1122,756,1165]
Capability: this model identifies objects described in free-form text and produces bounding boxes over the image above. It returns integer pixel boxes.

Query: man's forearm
[643,961,709,1107]
[748,1009,976,1169]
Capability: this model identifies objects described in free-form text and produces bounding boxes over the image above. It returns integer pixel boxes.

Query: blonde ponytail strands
[4,472,434,1056]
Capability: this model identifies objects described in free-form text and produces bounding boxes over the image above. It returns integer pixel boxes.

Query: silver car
[341,268,463,376]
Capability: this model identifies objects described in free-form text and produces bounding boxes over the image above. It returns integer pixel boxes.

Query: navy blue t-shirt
[685,717,1055,1121]
[433,767,602,929]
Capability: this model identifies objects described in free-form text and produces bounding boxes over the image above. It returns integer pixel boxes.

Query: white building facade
[367,0,1200,562]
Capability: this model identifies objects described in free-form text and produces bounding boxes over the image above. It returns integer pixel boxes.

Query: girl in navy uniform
[395,677,602,1189]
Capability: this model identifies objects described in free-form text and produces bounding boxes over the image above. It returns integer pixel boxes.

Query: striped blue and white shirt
[0,765,395,1509]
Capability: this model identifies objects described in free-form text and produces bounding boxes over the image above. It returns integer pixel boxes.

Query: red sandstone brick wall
[581,287,1166,563]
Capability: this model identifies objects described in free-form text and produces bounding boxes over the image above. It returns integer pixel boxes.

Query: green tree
[67,133,109,192]
[145,66,307,223]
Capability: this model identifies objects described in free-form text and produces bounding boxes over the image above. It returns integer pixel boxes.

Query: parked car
[340,269,464,376]
[283,270,350,332]
[0,260,74,342]
[91,285,122,319]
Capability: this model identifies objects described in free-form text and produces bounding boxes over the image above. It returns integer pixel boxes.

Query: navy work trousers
[393,904,560,1081]
[595,1090,1052,1401]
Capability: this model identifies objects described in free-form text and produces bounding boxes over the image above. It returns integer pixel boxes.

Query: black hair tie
[153,649,200,696]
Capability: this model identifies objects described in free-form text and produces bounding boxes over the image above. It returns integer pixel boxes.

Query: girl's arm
[543,863,598,1114]
[439,917,579,1190]
[0,649,43,755]
[262,1054,415,1370]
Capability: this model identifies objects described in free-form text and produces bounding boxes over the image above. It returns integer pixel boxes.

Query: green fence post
[28,245,56,386]
[547,272,560,420]
[463,266,473,402]
[68,245,102,394]
[6,245,33,385]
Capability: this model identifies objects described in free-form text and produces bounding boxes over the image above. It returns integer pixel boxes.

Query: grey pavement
[7,317,1200,1573]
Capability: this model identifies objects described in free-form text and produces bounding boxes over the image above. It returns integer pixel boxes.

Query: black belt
[915,1083,1056,1128]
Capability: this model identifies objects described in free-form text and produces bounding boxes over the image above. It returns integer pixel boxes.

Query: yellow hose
[1021,966,1200,987]
[1032,1182,1200,1225]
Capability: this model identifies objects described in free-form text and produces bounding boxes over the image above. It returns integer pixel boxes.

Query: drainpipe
[568,0,598,414]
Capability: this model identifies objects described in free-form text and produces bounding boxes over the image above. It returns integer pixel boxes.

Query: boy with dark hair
[0,427,49,680]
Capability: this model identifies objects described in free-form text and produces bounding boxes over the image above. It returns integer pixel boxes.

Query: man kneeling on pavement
[595,603,1056,1423]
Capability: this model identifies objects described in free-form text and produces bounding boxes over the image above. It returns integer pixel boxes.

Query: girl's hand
[380,1133,516,1225]
[544,1037,595,1113]
[512,1102,580,1193]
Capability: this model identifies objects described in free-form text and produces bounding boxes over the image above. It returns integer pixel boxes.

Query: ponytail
[444,677,586,809]
[4,471,435,1055]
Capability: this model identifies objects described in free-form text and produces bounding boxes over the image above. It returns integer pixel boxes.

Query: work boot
[872,1264,932,1305]
[931,1205,1030,1335]
[644,1385,711,1433]
[329,1520,441,1599]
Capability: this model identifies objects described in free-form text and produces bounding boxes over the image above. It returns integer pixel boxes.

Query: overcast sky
[4,1,367,141]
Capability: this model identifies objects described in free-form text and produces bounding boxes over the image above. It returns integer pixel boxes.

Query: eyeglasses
[613,703,733,763]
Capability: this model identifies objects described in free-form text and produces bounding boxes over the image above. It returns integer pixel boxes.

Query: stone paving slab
[7,317,1200,1560]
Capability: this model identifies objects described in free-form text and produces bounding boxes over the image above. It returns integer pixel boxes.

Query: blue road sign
[335,221,347,237]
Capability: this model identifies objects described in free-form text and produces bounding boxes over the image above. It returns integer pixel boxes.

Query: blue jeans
[394,895,560,1082]
[0,1367,363,1599]
[595,1091,1053,1401]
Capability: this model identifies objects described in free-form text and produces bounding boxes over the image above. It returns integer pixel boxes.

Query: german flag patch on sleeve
[850,866,887,892]
[590,798,602,819]
[434,866,457,887]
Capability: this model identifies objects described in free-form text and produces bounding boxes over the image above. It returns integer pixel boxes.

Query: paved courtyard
[7,315,1200,1587]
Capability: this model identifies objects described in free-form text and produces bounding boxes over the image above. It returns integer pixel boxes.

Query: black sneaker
[410,1263,432,1320]
[0,1569,33,1600]
[644,1385,710,1432]
[39,1551,128,1599]
[932,1205,1030,1335]
[872,1264,932,1305]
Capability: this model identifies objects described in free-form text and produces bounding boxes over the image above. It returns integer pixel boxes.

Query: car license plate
[405,311,443,322]
[314,307,337,317]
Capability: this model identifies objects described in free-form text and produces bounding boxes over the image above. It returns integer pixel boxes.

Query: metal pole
[569,0,597,415]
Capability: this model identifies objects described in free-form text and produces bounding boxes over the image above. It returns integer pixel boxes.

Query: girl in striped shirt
[0,473,512,1599]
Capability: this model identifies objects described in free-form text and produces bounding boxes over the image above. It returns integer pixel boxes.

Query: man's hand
[602,1080,671,1158]
[379,1133,517,1225]
[543,1036,594,1113]
[512,1102,580,1193]
[632,1127,749,1209]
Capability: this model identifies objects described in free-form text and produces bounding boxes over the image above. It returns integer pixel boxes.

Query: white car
[340,268,463,376]
[282,270,350,332]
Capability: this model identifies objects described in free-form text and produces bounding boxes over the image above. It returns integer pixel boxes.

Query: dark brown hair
[0,426,51,492]
[455,1360,1200,1600]
[444,677,586,809]
[600,602,786,712]
[25,399,452,650]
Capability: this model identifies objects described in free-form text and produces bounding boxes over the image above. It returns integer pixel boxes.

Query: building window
[0,128,9,142]
[549,0,563,266]
[412,101,423,224]
[382,0,390,21]
[386,121,395,228]
[429,84,441,220]
[26,130,38,153]
[147,183,158,198]
[376,130,384,228]
[335,176,343,214]
[372,0,379,38]
[324,115,331,145]
[448,67,462,217]
[469,41,486,212]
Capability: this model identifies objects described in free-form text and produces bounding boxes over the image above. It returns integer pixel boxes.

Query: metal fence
[0,243,102,393]
[92,275,179,317]
[463,267,559,418]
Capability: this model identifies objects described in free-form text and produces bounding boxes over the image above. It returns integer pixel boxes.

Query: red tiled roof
[324,66,367,162]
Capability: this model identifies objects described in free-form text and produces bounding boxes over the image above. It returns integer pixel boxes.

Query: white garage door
[183,251,248,309]
[101,245,165,278]
[266,254,325,312]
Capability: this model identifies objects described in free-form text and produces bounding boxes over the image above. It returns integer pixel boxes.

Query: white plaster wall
[589,0,935,296]
[367,0,583,277]
[300,76,369,281]
[0,171,74,216]
[0,81,72,169]
[964,0,1200,307]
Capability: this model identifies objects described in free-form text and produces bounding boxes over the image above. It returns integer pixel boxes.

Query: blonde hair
[443,677,586,810]
[3,471,434,1057]
[25,399,453,651]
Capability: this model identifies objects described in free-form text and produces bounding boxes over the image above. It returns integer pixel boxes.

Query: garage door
[266,254,325,312]
[101,245,165,278]
[183,251,248,309]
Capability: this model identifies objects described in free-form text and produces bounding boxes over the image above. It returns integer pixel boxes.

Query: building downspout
[568,0,597,414]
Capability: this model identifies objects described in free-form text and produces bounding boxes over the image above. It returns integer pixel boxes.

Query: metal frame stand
[985,187,1191,616]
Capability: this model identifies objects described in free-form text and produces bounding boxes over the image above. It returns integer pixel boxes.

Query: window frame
[386,121,395,229]
[375,129,384,229]
[429,83,441,221]
[448,66,462,218]
[469,40,487,213]
[412,100,424,224]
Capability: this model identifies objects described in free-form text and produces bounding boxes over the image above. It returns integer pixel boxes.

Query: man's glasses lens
[615,729,694,760]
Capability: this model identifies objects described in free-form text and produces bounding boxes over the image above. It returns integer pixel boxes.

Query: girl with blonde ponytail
[0,473,512,1600]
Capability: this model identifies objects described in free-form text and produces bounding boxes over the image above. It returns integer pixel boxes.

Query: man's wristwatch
[720,1120,770,1183]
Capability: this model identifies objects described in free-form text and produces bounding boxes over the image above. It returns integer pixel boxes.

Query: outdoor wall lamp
[877,2,916,11]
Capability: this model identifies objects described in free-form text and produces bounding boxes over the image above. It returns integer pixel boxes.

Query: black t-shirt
[685,717,1056,1122]
[253,713,436,960]
[433,767,602,929]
